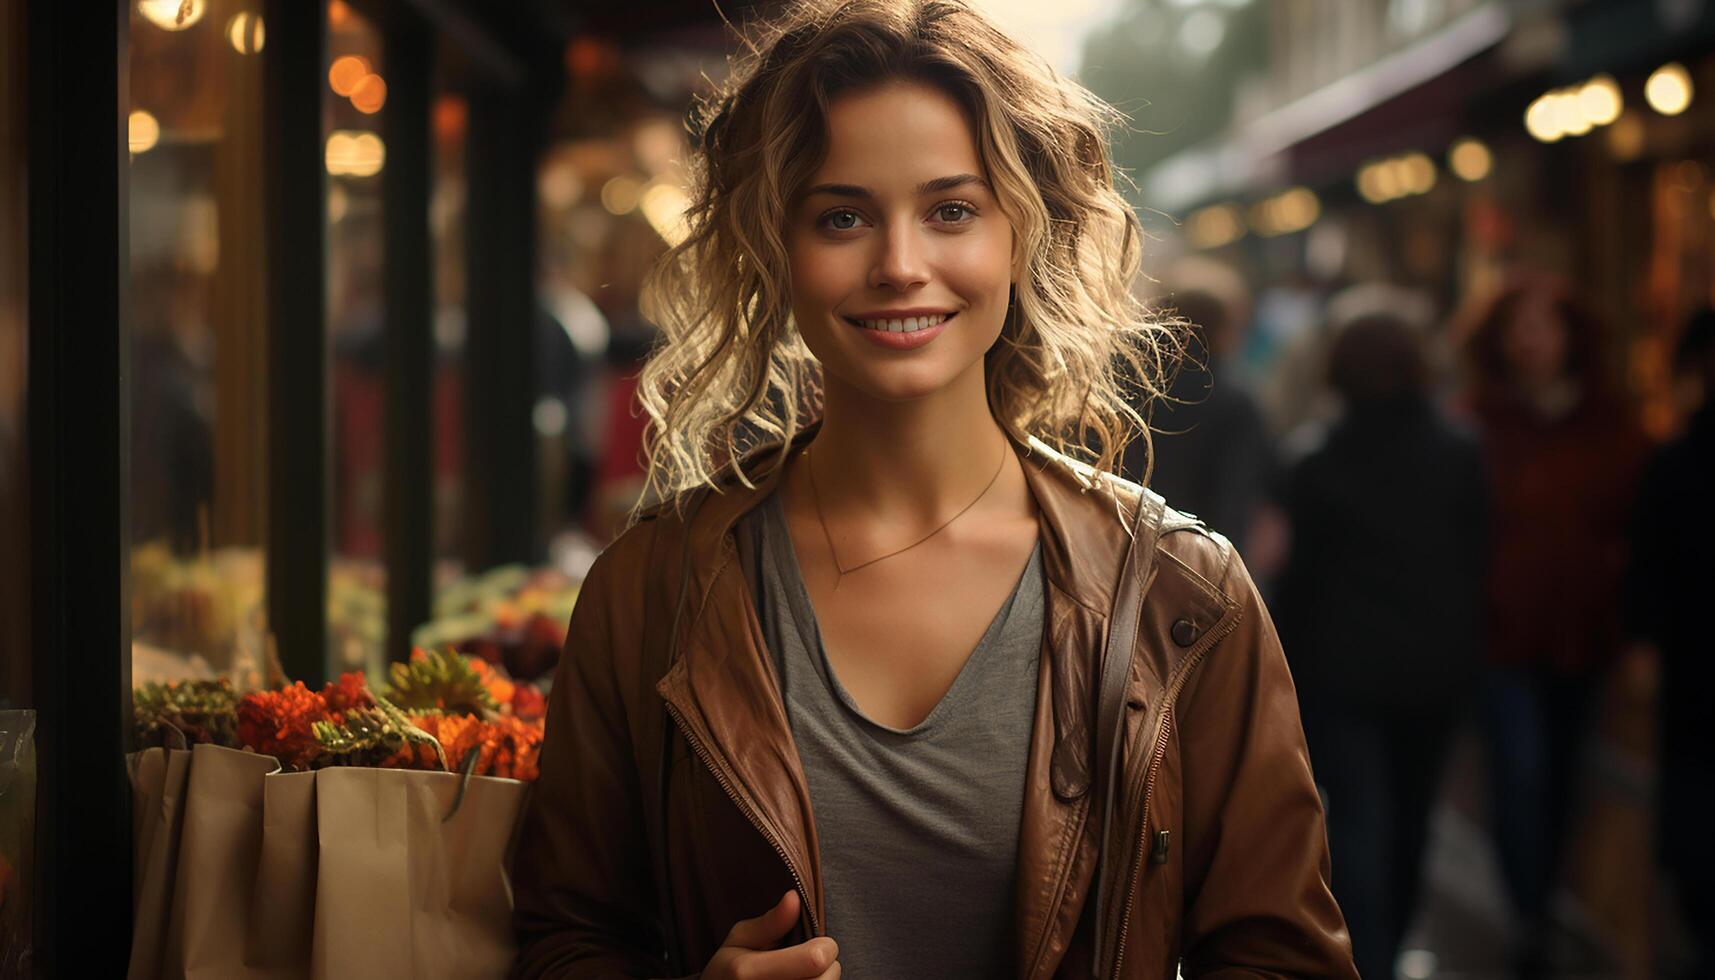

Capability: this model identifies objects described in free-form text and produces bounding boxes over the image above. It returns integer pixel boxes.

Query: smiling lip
[846,307,957,319]
[842,311,953,350]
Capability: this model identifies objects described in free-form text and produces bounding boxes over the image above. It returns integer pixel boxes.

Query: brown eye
[935,203,974,223]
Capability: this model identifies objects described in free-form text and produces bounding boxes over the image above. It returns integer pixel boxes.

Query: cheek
[941,233,1014,312]
[788,241,856,318]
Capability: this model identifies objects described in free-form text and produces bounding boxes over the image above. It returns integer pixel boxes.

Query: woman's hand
[701,890,840,979]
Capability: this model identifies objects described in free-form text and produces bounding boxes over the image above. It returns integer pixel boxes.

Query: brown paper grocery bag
[127,746,193,980]
[309,767,527,980]
[159,744,315,980]
[245,772,318,973]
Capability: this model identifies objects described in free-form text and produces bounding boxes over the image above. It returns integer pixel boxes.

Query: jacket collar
[656,420,1142,976]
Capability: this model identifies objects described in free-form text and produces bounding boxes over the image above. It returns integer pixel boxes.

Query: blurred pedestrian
[1624,309,1715,980]
[1127,258,1274,553]
[1277,308,1487,980]
[1258,282,1438,444]
[1460,277,1647,976]
[585,214,666,543]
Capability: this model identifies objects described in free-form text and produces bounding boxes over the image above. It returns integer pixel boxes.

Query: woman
[1461,277,1646,976]
[511,3,1354,978]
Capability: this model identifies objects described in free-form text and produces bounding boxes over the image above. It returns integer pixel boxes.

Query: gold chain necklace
[805,436,1008,591]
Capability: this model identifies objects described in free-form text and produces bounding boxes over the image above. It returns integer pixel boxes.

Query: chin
[841,365,963,403]
[824,340,992,404]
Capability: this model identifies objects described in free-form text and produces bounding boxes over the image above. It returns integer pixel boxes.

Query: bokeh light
[325,131,385,178]
[128,109,161,154]
[1250,187,1319,236]
[1186,203,1246,249]
[600,175,644,215]
[1646,62,1693,116]
[137,0,205,31]
[350,74,387,114]
[1578,75,1622,127]
[1448,138,1492,182]
[226,12,265,55]
[329,55,371,98]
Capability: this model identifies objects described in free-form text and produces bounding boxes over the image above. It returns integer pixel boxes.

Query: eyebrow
[801,173,989,200]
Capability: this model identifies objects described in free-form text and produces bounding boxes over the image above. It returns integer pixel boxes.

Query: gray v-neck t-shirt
[740,492,1045,979]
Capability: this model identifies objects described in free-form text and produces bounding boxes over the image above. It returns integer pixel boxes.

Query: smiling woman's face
[787,80,1015,404]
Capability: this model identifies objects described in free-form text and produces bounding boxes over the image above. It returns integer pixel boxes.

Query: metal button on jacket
[1171,618,1199,647]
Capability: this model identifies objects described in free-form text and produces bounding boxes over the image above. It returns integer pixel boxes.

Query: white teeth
[858,313,948,333]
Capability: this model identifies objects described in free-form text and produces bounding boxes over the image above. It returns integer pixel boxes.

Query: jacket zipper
[1106,708,1172,978]
[1107,611,1241,977]
[662,699,821,938]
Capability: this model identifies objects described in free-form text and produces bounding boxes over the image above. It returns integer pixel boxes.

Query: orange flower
[467,657,515,709]
[384,711,544,780]
[321,672,375,715]
[488,714,544,781]
[509,684,546,722]
[375,712,460,771]
[424,713,487,769]
[236,683,331,770]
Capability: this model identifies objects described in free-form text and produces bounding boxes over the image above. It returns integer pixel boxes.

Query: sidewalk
[1395,652,1666,979]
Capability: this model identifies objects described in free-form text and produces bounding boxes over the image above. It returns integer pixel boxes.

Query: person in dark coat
[1624,309,1715,980]
[1276,309,1488,980]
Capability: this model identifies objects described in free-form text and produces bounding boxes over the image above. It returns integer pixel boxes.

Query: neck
[807,359,1010,523]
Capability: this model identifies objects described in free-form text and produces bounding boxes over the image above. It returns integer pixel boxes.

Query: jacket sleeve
[511,544,676,979]
[1175,550,1359,980]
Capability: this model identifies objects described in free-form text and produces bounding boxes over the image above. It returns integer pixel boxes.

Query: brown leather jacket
[512,432,1357,979]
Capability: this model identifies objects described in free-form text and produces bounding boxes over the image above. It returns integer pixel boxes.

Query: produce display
[327,557,388,677]
[413,564,578,683]
[130,543,581,691]
[130,547,394,684]
[130,542,264,673]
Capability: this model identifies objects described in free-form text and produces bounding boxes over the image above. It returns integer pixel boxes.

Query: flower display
[132,650,547,780]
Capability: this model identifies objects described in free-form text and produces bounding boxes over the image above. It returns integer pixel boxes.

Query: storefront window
[127,0,271,687]
[537,35,721,550]
[431,55,467,591]
[326,0,388,680]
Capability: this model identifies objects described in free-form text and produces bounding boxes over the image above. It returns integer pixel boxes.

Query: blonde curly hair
[633,0,1180,520]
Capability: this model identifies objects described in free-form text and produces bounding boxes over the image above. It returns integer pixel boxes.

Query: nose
[868,223,930,291]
